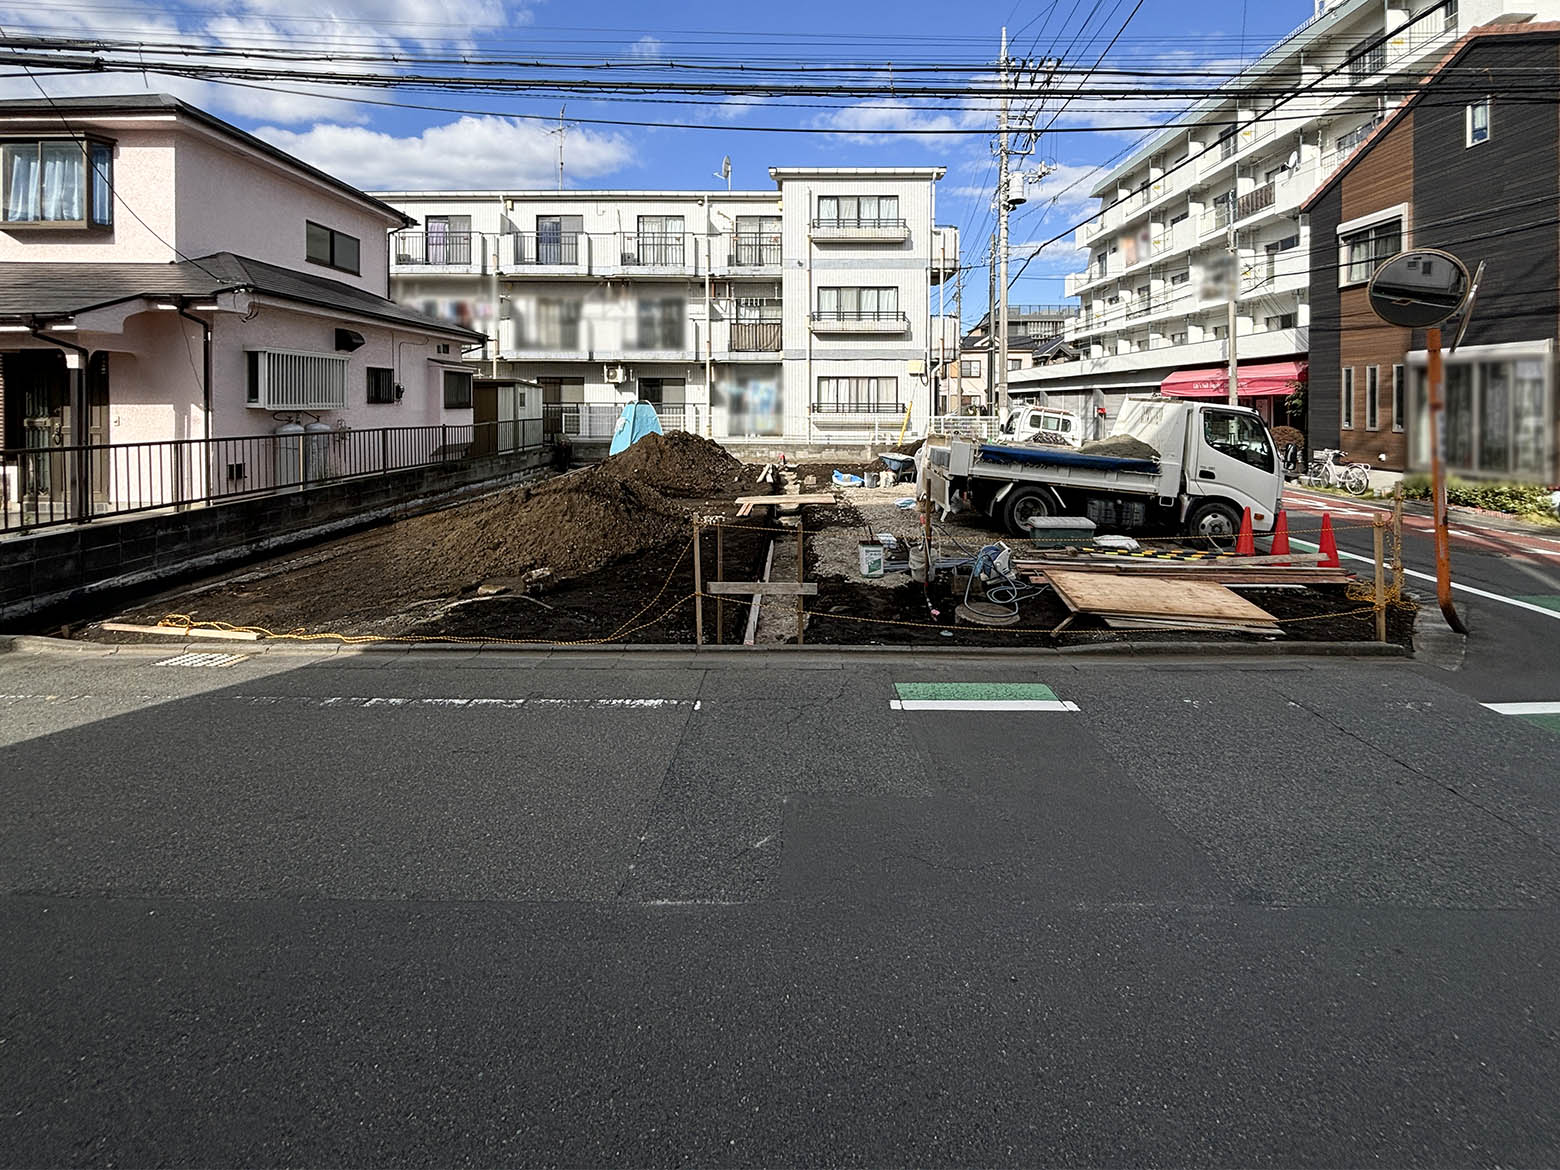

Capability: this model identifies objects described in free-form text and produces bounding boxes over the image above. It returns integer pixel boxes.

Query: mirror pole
[1426,325,1467,633]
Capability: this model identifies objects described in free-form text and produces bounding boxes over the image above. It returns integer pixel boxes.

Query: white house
[0,94,483,515]
[376,167,957,446]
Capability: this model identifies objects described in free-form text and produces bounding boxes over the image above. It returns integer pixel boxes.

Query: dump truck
[997,404,1084,447]
[923,396,1283,541]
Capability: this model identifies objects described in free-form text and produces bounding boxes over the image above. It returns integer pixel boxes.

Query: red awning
[1160,360,1308,399]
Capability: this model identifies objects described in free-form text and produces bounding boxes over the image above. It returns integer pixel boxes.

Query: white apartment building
[378,168,958,446]
[1018,0,1557,422]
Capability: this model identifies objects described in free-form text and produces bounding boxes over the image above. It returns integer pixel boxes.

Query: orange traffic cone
[1235,507,1255,556]
[1318,512,1341,568]
[1270,510,1291,564]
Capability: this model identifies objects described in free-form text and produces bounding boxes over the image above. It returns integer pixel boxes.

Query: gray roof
[0,252,485,341]
[0,94,412,226]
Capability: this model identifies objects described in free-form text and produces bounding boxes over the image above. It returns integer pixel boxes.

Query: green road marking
[895,682,1060,702]
[1519,713,1560,736]
[1516,596,1560,614]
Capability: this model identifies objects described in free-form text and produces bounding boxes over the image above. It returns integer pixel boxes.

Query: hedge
[1399,474,1555,517]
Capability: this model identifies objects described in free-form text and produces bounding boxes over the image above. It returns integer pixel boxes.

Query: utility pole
[556,106,566,191]
[1225,225,1239,405]
[996,25,1012,416]
[986,233,997,410]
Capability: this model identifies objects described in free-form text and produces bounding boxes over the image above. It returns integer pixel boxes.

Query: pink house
[0,94,483,516]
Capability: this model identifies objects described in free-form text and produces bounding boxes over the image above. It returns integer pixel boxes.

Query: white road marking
[889,699,1081,712]
[1482,701,1560,715]
[153,652,249,668]
[1289,538,1560,623]
[0,693,697,710]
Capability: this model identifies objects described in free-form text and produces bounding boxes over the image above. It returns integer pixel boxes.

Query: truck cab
[998,404,1083,448]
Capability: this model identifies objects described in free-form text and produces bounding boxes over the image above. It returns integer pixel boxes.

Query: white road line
[0,693,697,710]
[1482,701,1560,715]
[1289,538,1560,622]
[889,699,1081,712]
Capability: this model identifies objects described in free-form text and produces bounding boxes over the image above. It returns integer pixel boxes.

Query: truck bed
[975,442,1159,475]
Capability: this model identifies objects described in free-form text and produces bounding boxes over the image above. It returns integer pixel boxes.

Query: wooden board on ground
[706,580,819,596]
[733,493,836,507]
[101,621,262,641]
[1043,568,1279,627]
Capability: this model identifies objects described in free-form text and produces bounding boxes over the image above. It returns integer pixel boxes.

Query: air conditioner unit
[604,364,629,384]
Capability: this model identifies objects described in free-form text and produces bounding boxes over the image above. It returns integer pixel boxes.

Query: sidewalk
[1284,484,1560,541]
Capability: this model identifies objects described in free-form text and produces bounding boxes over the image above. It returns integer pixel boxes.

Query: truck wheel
[1003,486,1055,536]
[1187,500,1242,548]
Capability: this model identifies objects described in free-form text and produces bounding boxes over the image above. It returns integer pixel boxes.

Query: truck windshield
[1202,410,1275,471]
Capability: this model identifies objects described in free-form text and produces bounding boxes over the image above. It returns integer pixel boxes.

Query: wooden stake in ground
[1374,517,1388,643]
[693,519,704,647]
[795,524,805,645]
[1391,483,1405,600]
[716,522,725,645]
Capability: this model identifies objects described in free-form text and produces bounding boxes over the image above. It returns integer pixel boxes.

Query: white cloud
[628,35,664,59]
[254,115,632,191]
[816,100,968,146]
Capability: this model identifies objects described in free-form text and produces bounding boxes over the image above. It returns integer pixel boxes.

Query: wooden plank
[707,580,819,596]
[101,622,262,641]
[1043,569,1278,624]
[733,493,836,506]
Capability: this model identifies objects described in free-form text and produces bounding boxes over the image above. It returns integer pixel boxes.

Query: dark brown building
[1303,22,1560,480]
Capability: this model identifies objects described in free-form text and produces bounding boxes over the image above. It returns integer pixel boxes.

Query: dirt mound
[891,437,926,457]
[1079,434,1160,461]
[597,430,756,497]
[398,469,690,587]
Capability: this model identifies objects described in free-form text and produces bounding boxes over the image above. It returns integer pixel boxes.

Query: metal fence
[1,420,546,535]
[542,403,700,439]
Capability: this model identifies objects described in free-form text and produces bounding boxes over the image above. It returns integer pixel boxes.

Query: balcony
[730,321,782,352]
[1199,203,1232,238]
[726,232,781,270]
[391,231,480,271]
[1237,181,1276,221]
[809,217,910,243]
[501,231,585,271]
[620,232,688,271]
[809,310,909,335]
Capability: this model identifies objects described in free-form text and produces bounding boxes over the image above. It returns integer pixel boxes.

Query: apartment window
[1169,210,1188,227]
[1466,98,1491,147]
[1341,368,1355,429]
[634,215,684,265]
[816,194,900,226]
[637,377,684,405]
[636,297,686,349]
[366,366,396,404]
[535,214,582,264]
[1212,324,1228,340]
[1392,364,1405,432]
[1334,119,1382,157]
[1170,271,1189,286]
[1217,128,1237,160]
[733,214,781,264]
[1,137,113,227]
[1008,357,1022,371]
[1171,331,1188,345]
[425,215,472,265]
[1264,313,1296,331]
[1366,365,1380,430]
[533,298,582,349]
[814,376,900,412]
[442,369,474,410]
[1443,0,1458,29]
[960,359,980,378]
[245,349,348,410]
[1341,218,1401,284]
[816,286,899,320]
[305,220,360,274]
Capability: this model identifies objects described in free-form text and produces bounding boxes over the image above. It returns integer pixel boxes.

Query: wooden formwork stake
[795,524,805,645]
[1391,482,1405,599]
[693,519,704,647]
[1373,517,1388,643]
[715,522,725,645]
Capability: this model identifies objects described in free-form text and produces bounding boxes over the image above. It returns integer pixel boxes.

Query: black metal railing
[625,233,686,266]
[730,233,781,266]
[393,231,475,266]
[730,321,782,351]
[810,401,906,414]
[810,310,909,327]
[810,217,908,231]
[507,231,582,265]
[1,420,546,534]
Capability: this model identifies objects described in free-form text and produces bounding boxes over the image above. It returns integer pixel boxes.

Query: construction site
[81,421,1416,652]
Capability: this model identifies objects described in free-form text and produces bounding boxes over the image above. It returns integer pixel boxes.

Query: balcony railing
[623,233,686,267]
[729,233,781,267]
[730,321,782,352]
[1237,181,1276,220]
[507,231,581,266]
[393,231,475,266]
[542,403,698,439]
[1,421,546,534]
[809,217,910,242]
[809,310,909,333]
[1199,203,1232,235]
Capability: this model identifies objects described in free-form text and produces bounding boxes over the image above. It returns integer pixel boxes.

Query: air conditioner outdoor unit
[604,364,629,384]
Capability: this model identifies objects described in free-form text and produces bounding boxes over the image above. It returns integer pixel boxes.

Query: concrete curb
[1,631,1412,662]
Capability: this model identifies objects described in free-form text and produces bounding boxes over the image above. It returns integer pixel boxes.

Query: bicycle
[1301,448,1372,497]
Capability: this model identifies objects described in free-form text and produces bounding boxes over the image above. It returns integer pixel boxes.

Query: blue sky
[2,0,1316,319]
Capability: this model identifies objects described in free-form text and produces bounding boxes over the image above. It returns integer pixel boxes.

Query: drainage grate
[153,652,250,668]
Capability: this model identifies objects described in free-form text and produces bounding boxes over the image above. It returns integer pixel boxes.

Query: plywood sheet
[1043,569,1278,624]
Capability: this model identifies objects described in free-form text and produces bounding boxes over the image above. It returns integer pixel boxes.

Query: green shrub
[1398,473,1553,516]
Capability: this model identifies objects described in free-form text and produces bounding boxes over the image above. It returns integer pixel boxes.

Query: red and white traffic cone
[1270,510,1291,564]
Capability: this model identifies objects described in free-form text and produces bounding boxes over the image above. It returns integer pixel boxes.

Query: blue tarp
[976,442,1159,475]
[608,402,664,456]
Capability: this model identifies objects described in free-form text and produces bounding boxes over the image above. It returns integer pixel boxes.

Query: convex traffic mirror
[1366,248,1470,328]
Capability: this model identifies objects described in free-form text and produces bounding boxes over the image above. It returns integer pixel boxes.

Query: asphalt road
[3,639,1559,1167]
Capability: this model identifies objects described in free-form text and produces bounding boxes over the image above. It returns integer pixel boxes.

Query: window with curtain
[815,194,900,226]
[2,137,113,227]
[816,286,898,320]
[1340,218,1401,284]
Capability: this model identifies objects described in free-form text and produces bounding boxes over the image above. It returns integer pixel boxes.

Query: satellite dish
[1286,150,1300,170]
[1367,248,1471,329]
[720,155,731,179]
